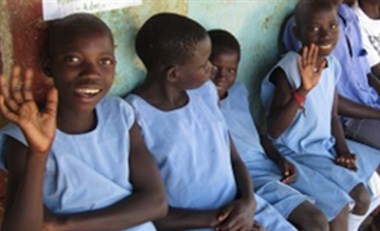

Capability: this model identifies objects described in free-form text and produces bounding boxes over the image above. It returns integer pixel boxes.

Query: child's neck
[57,107,97,134]
[135,73,189,111]
[360,0,380,19]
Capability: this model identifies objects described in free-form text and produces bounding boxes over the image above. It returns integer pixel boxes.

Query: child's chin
[318,50,333,57]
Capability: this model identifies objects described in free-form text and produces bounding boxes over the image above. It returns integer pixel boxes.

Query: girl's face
[210,52,239,97]
[48,30,115,113]
[297,7,339,58]
[175,36,214,90]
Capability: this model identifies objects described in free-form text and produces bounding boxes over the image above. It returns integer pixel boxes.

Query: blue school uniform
[220,82,309,218]
[127,80,297,231]
[0,96,156,231]
[261,51,380,220]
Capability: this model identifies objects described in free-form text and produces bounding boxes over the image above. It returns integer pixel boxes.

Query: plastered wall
[0,0,298,122]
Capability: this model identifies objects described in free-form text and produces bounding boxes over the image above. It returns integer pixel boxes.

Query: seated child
[283,0,380,153]
[126,12,298,231]
[354,0,380,86]
[0,13,167,231]
[209,29,331,231]
[262,0,380,230]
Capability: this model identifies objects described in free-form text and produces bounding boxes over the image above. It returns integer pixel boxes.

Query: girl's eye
[310,26,320,33]
[65,56,80,64]
[228,68,237,75]
[331,23,338,30]
[100,58,115,66]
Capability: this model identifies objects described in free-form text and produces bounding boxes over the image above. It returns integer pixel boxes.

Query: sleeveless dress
[127,80,297,231]
[261,52,380,220]
[221,82,310,219]
[0,96,156,231]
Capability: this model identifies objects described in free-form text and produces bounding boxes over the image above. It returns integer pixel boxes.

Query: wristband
[292,89,306,115]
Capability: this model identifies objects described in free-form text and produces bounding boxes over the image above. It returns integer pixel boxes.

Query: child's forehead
[298,6,336,25]
[49,28,113,48]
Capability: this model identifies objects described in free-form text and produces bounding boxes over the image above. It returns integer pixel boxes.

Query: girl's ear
[166,66,179,83]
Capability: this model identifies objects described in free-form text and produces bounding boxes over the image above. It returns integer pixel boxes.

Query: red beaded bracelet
[292,89,306,115]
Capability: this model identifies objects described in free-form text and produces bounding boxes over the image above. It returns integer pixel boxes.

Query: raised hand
[0,66,58,155]
[297,44,326,93]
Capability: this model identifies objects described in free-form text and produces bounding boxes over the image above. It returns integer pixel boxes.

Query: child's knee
[350,183,371,215]
[290,202,329,231]
[307,211,329,231]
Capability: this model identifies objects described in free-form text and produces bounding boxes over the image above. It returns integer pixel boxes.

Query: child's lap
[290,154,362,194]
[346,139,380,195]
[286,157,354,220]
[254,194,297,231]
[247,159,310,218]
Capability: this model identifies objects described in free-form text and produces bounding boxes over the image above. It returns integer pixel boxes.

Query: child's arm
[332,92,358,171]
[371,63,380,83]
[45,122,168,230]
[368,72,380,96]
[338,93,380,119]
[260,135,297,184]
[215,135,256,231]
[0,67,58,231]
[267,44,326,138]
[153,208,221,230]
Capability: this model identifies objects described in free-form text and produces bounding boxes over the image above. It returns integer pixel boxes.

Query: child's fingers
[310,44,319,66]
[44,87,58,118]
[0,95,19,123]
[0,75,19,112]
[301,46,309,67]
[23,69,34,101]
[10,66,24,104]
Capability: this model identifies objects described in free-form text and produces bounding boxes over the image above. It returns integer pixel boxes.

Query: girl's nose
[81,62,101,77]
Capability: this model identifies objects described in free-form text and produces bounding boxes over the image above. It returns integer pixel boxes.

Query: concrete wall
[0,0,298,122]
[188,0,297,122]
[98,0,297,122]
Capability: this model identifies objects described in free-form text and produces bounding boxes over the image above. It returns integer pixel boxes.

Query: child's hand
[0,66,58,155]
[215,198,255,231]
[297,43,326,93]
[276,158,297,184]
[252,221,266,231]
[336,152,358,171]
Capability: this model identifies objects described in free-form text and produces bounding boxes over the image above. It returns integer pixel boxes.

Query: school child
[283,0,380,153]
[126,12,299,231]
[0,13,167,231]
[209,29,332,231]
[261,0,380,230]
[353,0,380,83]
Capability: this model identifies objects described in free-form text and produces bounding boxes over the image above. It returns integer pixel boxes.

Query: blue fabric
[127,81,237,211]
[254,194,297,231]
[127,81,296,230]
[0,96,156,231]
[260,52,367,220]
[282,4,380,109]
[221,82,309,219]
[261,52,340,159]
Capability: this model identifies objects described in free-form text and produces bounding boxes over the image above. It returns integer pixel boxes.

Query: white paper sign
[43,0,142,21]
